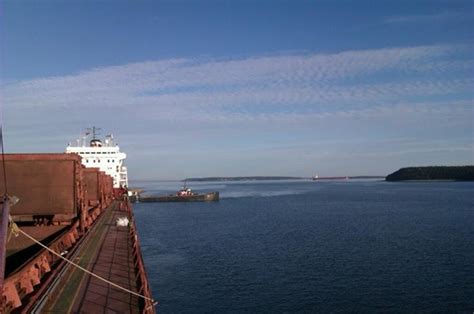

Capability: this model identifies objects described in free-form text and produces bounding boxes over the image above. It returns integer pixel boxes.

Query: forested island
[386,166,474,181]
[185,176,304,182]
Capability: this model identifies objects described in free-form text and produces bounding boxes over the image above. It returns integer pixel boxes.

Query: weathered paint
[0,154,85,224]
[0,153,154,313]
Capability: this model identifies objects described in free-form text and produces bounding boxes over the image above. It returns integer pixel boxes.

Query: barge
[140,191,219,202]
[0,131,155,313]
[139,184,219,203]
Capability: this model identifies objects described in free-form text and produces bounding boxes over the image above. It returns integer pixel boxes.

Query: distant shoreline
[185,176,304,182]
[184,176,385,182]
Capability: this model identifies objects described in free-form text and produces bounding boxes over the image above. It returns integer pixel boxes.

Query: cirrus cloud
[2,43,473,178]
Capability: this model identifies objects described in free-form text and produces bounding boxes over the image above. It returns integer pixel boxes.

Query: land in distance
[347,176,386,179]
[386,166,474,181]
[185,176,385,182]
[185,176,304,182]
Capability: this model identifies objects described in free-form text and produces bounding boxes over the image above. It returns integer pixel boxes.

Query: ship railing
[1,220,82,312]
[122,199,156,313]
[1,203,110,312]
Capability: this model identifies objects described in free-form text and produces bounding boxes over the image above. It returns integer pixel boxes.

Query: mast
[87,126,101,140]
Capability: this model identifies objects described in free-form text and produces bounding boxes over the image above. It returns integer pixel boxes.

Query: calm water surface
[132,180,474,313]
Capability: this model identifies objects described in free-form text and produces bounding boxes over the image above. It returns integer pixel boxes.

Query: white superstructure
[66,128,128,188]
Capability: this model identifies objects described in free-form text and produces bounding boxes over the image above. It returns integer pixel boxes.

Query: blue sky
[1,0,473,179]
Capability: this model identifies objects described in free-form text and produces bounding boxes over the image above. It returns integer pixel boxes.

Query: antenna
[87,126,101,140]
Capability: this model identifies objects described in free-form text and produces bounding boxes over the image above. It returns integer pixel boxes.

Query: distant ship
[313,174,349,180]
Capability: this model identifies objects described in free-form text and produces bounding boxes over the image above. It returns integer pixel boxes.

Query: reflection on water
[133,180,474,313]
[131,179,325,198]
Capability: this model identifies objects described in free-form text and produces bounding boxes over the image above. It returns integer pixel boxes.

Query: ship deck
[38,201,144,313]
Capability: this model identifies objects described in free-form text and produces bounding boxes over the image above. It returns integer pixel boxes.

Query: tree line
[386,166,474,181]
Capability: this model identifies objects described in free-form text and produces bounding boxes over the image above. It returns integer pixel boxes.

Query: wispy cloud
[2,43,473,177]
[4,44,472,113]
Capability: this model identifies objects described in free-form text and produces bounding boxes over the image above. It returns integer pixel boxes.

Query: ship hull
[0,153,154,313]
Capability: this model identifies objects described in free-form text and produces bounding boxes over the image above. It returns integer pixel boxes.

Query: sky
[0,0,473,180]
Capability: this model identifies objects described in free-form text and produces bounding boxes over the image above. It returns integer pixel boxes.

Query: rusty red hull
[0,153,154,313]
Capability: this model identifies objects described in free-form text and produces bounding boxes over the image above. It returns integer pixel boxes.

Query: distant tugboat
[139,183,219,202]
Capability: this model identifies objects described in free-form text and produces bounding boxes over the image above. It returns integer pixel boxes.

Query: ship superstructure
[66,127,128,188]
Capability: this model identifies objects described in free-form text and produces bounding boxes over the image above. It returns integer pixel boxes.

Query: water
[132,180,474,313]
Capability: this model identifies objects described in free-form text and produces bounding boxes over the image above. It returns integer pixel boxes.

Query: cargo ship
[0,130,156,313]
